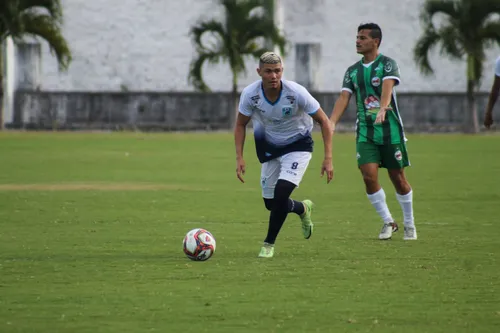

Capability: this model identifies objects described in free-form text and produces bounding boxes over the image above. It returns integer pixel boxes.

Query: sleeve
[238,90,253,117]
[495,57,500,77]
[382,58,401,86]
[296,84,320,115]
[341,68,354,94]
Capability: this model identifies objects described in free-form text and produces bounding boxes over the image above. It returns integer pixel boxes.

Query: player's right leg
[278,152,314,239]
[357,142,398,240]
[259,159,280,257]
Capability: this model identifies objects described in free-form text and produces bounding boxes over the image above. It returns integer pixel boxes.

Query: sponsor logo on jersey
[250,95,260,105]
[285,95,296,104]
[371,76,381,87]
[394,150,402,161]
[364,95,381,114]
[261,177,268,187]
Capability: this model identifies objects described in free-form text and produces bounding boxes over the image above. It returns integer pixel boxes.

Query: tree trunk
[230,74,239,129]
[465,79,479,133]
[465,56,479,133]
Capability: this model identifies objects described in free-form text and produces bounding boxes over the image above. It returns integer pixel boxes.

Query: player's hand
[236,157,246,183]
[484,111,493,129]
[321,157,334,184]
[374,106,392,124]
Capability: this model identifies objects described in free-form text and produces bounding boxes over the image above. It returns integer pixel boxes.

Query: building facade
[10,0,500,93]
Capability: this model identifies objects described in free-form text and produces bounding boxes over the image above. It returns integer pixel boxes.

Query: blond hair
[259,52,282,66]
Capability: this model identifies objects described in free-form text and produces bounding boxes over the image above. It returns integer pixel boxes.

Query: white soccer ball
[183,228,216,261]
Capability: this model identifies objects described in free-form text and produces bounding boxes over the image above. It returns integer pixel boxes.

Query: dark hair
[358,23,382,47]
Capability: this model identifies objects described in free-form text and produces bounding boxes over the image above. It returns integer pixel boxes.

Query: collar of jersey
[360,53,382,67]
[261,81,283,106]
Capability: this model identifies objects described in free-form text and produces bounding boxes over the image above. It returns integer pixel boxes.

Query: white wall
[38,0,500,92]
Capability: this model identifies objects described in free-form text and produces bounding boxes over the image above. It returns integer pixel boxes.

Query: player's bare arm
[484,75,500,129]
[374,79,396,124]
[330,90,352,132]
[234,113,251,183]
[311,108,334,183]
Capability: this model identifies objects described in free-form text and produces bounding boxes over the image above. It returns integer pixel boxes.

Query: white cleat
[404,227,417,240]
[379,222,399,240]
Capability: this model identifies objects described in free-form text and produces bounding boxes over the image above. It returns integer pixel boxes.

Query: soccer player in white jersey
[484,56,500,129]
[234,52,333,258]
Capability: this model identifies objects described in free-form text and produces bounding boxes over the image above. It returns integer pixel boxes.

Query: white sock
[367,188,394,224]
[396,190,414,227]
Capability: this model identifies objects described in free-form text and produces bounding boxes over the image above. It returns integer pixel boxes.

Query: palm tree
[413,0,500,133]
[188,0,287,100]
[0,0,72,128]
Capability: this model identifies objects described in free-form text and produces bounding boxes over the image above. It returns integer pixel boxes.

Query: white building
[7,0,500,93]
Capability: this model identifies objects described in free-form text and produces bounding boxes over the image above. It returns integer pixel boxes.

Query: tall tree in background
[188,0,287,100]
[413,0,500,133]
[0,0,72,128]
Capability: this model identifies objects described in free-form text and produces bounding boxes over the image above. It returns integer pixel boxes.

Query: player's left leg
[358,142,398,240]
[381,143,417,240]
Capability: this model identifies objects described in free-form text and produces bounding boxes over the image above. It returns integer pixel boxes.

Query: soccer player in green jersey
[330,23,417,240]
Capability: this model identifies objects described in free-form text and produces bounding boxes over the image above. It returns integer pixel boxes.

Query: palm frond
[19,12,71,70]
[188,51,224,92]
[18,0,63,21]
[436,24,463,59]
[465,0,500,27]
[420,0,458,25]
[188,0,289,92]
[238,15,287,55]
[190,19,226,51]
[478,21,500,47]
[413,26,441,75]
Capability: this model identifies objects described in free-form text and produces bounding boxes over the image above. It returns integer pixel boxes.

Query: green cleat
[258,244,275,258]
[300,200,314,239]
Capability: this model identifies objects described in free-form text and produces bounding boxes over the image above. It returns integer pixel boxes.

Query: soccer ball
[183,228,216,261]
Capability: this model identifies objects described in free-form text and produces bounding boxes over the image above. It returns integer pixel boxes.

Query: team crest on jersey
[384,62,393,73]
[364,95,381,114]
[282,106,293,116]
[394,150,402,161]
[371,76,381,87]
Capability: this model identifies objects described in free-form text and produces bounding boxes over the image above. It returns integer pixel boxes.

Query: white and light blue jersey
[239,79,320,146]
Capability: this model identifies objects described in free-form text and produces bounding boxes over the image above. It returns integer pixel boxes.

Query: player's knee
[273,179,296,209]
[263,198,274,211]
[362,173,378,187]
[389,169,406,184]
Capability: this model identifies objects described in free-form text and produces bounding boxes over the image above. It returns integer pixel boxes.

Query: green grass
[0,131,499,333]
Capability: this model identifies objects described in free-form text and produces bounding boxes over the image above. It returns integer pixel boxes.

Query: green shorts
[356,141,410,169]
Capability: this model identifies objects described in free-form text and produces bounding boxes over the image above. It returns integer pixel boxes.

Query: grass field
[0,131,499,333]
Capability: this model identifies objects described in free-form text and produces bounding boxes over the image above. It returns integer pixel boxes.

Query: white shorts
[260,151,312,199]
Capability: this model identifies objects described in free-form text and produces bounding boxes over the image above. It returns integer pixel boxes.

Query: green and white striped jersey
[342,54,405,145]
